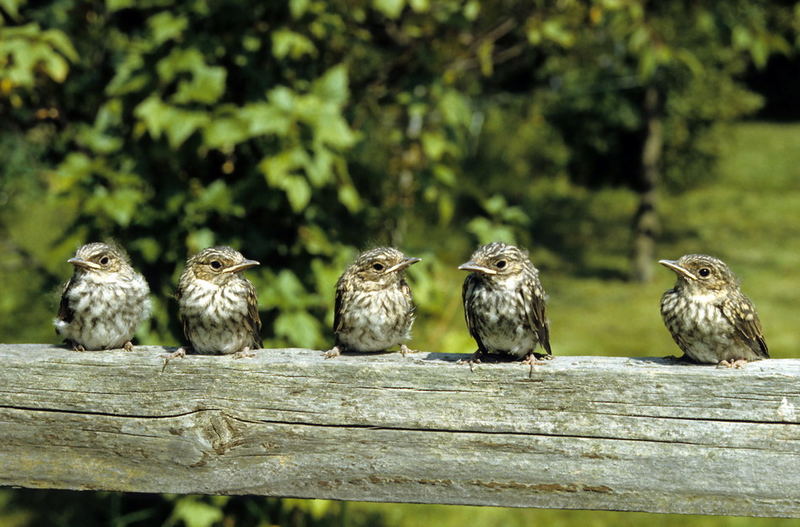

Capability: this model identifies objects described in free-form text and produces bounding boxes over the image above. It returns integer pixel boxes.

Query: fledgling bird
[459,242,552,365]
[326,247,421,358]
[659,254,768,368]
[55,242,151,351]
[173,246,262,358]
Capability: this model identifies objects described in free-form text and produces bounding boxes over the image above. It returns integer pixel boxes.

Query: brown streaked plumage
[326,247,420,358]
[176,246,262,355]
[459,242,551,365]
[659,254,768,368]
[55,242,151,351]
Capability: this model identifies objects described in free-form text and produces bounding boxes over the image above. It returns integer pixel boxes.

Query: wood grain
[2,344,800,517]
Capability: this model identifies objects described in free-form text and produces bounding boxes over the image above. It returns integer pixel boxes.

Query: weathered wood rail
[2,344,800,517]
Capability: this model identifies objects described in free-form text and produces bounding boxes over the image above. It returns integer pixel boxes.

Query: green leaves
[164,496,225,527]
[147,11,188,45]
[0,24,77,86]
[134,95,210,148]
[49,153,150,228]
[272,28,317,59]
[261,269,326,348]
[373,0,405,19]
[156,48,227,104]
[250,65,358,212]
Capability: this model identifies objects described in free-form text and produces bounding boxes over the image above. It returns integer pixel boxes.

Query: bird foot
[233,348,256,359]
[521,353,549,378]
[123,341,134,352]
[400,344,420,357]
[161,347,188,372]
[70,341,86,352]
[717,358,748,369]
[457,351,483,372]
[324,346,342,359]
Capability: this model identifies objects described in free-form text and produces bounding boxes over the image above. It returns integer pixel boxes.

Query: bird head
[458,242,532,280]
[68,242,133,276]
[659,254,738,293]
[184,246,260,286]
[344,247,420,289]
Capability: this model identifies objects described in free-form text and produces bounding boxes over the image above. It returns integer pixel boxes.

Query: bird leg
[324,346,342,359]
[123,341,134,352]
[717,358,748,369]
[233,347,256,359]
[161,347,188,372]
[521,352,549,378]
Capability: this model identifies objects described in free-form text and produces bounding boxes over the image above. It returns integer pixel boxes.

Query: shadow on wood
[1,344,799,517]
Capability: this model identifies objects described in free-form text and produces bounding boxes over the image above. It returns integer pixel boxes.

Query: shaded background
[2,0,800,525]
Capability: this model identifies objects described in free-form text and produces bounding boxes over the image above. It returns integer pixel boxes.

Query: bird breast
[337,286,413,351]
[180,278,251,317]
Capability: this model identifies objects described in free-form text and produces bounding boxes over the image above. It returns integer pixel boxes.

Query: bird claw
[717,359,748,369]
[123,341,134,352]
[70,341,86,352]
[161,347,187,372]
[324,346,341,359]
[521,354,549,365]
[400,344,420,357]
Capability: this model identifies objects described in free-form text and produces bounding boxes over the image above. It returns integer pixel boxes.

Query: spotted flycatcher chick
[459,242,552,364]
[55,242,151,351]
[660,254,768,368]
[326,247,421,358]
[177,246,262,355]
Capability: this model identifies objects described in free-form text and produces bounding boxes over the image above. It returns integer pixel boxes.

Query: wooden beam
[1,344,799,517]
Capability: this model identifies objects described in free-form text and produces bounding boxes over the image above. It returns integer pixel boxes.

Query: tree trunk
[631,86,663,282]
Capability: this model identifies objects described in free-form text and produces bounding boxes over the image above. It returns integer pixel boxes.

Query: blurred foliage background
[2,0,800,525]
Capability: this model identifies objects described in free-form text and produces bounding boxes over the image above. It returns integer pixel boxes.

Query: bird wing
[462,274,487,352]
[720,293,768,359]
[175,284,193,346]
[245,280,263,349]
[56,278,75,325]
[521,279,551,355]
[332,285,346,334]
[660,290,692,356]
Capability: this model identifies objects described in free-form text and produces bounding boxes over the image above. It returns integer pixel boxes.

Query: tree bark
[631,85,663,282]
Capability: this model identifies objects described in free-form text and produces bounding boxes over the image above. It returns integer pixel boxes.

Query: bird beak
[67,257,102,270]
[458,261,497,275]
[658,259,696,280]
[223,259,260,274]
[386,257,421,273]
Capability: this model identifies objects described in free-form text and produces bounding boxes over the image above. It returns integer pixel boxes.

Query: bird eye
[496,260,507,269]
[210,261,222,270]
[698,268,711,277]
[99,256,110,265]
[372,263,384,271]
